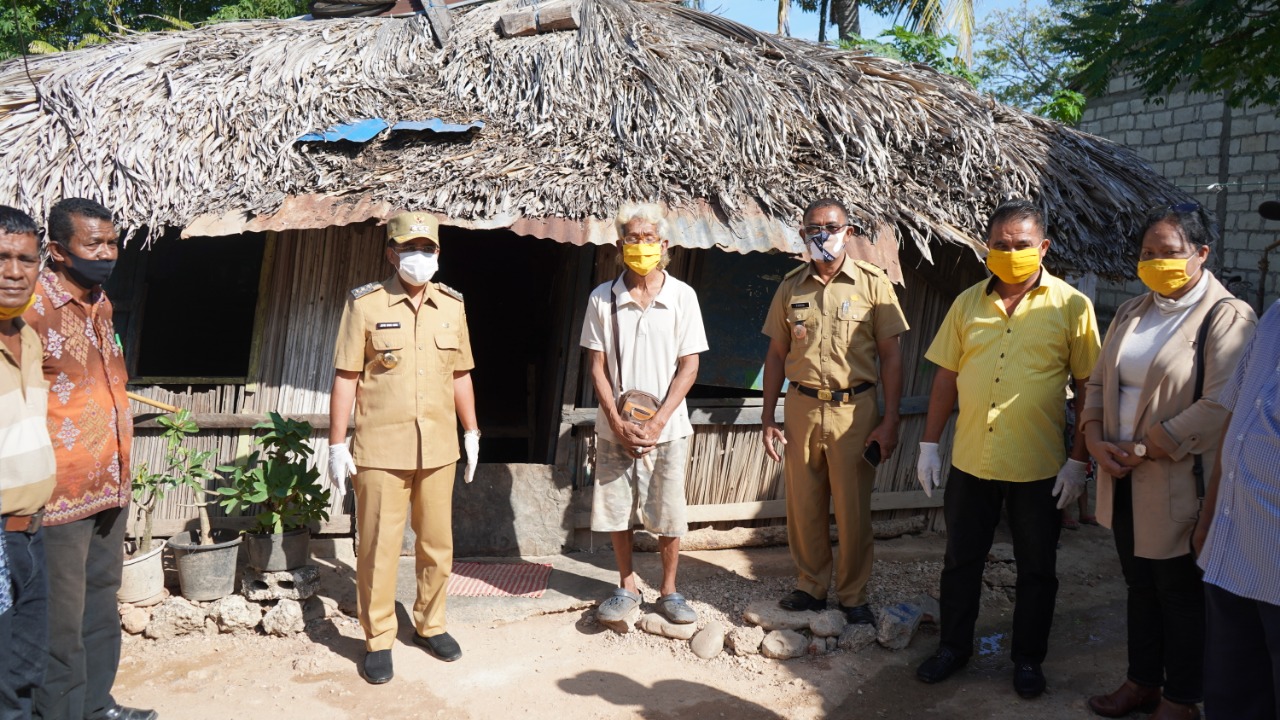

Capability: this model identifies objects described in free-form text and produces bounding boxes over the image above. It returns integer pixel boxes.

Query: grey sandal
[596,587,641,622]
[656,592,698,624]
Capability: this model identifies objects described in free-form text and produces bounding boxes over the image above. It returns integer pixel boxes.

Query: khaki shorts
[591,437,689,537]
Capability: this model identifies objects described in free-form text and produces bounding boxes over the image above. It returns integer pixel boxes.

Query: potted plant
[118,414,192,604]
[160,411,244,601]
[217,412,329,572]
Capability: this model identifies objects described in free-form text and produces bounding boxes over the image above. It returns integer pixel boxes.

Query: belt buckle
[817,389,833,402]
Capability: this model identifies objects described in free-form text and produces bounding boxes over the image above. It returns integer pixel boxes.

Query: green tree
[0,0,306,59]
[840,25,981,86]
[974,0,1086,122]
[1058,0,1280,109]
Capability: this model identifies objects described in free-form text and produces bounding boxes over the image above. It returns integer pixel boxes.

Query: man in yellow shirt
[328,212,480,685]
[914,200,1100,699]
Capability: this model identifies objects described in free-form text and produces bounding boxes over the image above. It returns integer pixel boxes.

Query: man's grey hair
[614,202,671,242]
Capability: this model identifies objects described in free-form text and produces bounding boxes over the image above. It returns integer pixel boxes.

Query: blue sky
[716,0,1042,44]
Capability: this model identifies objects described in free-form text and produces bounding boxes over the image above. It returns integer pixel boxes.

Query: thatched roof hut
[0,0,1190,278]
[0,0,1193,553]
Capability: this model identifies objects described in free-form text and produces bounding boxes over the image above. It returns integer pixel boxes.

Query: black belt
[2,509,43,534]
[794,382,874,403]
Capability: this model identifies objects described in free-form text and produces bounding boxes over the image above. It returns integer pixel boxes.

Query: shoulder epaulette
[783,263,808,279]
[854,259,886,277]
[436,283,464,301]
[349,281,382,299]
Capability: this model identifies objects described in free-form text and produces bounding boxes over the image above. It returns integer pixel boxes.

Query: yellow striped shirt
[925,271,1100,481]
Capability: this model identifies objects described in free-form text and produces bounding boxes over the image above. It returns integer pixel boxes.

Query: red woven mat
[446,562,553,598]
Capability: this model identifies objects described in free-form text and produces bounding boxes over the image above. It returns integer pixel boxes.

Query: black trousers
[1205,582,1280,720]
[0,528,48,720]
[1111,479,1204,704]
[33,508,125,720]
[939,467,1061,664]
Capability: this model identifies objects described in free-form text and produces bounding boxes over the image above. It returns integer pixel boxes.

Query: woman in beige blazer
[1081,206,1256,720]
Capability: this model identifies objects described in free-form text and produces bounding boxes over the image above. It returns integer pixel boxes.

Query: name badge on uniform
[380,351,399,369]
[790,302,810,309]
[376,322,401,329]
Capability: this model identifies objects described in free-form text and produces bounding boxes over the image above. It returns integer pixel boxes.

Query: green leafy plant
[839,26,983,87]
[216,412,329,535]
[130,410,215,555]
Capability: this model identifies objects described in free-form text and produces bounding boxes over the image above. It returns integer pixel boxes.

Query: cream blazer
[1081,274,1256,559]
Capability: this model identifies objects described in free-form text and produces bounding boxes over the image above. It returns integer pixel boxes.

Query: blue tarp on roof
[390,119,485,134]
[298,118,485,143]
[297,119,389,143]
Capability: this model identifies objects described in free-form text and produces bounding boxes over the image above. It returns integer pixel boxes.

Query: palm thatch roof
[0,0,1192,278]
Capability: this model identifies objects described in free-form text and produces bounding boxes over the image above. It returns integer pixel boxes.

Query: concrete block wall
[1078,75,1280,323]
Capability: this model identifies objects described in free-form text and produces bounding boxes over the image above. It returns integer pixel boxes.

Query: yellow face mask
[1137,257,1195,296]
[0,292,35,321]
[622,243,663,276]
[985,247,1042,285]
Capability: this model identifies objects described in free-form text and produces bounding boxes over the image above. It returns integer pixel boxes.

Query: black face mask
[60,249,116,288]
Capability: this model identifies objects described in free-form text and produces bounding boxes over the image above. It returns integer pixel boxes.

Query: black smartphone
[863,441,882,468]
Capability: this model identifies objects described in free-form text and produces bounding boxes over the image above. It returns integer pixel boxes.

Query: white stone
[638,613,698,641]
[742,600,817,631]
[121,608,150,635]
[598,604,641,635]
[726,625,765,656]
[144,598,207,640]
[760,629,807,660]
[838,623,877,652]
[877,603,924,651]
[809,609,848,638]
[262,599,305,636]
[690,622,725,659]
[915,594,941,624]
[207,595,263,634]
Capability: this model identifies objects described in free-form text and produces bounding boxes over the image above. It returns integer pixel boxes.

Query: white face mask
[807,228,847,262]
[397,250,438,286]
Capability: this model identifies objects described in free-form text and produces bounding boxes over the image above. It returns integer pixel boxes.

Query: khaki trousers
[354,464,455,651]
[782,385,879,606]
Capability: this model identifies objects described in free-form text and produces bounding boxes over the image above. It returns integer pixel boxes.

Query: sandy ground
[115,523,1128,720]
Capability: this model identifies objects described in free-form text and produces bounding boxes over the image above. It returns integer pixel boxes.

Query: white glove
[1053,459,1089,510]
[463,430,480,484]
[917,442,941,498]
[328,443,356,504]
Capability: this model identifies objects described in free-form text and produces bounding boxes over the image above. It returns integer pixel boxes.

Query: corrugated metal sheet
[297,119,389,143]
[182,194,905,284]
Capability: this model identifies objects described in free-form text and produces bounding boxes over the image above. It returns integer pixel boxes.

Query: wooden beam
[533,2,579,31]
[563,394,935,427]
[572,490,944,529]
[134,515,352,538]
[498,9,537,37]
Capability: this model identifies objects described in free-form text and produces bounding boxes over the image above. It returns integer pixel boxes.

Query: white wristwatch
[1133,442,1147,458]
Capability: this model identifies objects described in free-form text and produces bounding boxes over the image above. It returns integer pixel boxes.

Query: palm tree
[824,0,975,64]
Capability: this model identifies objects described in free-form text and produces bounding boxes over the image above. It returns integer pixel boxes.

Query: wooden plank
[498,10,537,37]
[425,3,452,46]
[141,515,352,537]
[573,490,945,528]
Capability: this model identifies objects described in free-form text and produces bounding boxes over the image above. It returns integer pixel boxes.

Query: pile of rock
[594,591,941,662]
[121,565,339,639]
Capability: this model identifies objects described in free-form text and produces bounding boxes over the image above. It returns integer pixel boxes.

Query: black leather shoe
[414,631,462,662]
[360,649,393,684]
[778,589,826,612]
[839,603,876,625]
[916,648,969,684]
[103,707,158,720]
[1013,661,1047,699]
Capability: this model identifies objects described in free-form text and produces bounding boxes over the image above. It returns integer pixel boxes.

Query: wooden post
[499,0,580,38]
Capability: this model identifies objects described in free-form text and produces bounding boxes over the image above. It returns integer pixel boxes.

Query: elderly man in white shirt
[580,202,709,627]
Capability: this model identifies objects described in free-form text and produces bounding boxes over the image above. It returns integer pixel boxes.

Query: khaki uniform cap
[386,212,440,244]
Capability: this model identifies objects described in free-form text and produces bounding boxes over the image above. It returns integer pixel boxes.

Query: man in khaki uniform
[760,198,908,624]
[328,212,480,685]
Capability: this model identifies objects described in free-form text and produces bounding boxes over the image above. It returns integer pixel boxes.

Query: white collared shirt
[580,272,709,444]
